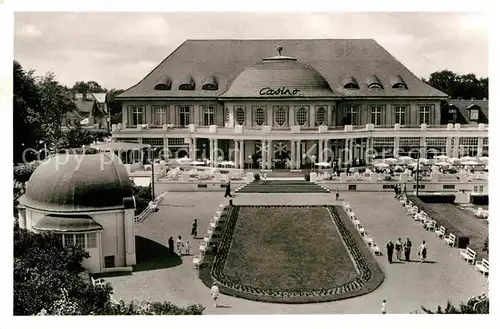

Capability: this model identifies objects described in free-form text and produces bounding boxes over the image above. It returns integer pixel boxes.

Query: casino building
[113,39,488,169]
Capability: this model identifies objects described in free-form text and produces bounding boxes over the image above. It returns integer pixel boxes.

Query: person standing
[176,235,183,254]
[183,240,190,256]
[191,219,198,239]
[210,282,220,308]
[168,236,174,254]
[404,237,412,261]
[386,240,394,264]
[381,299,387,314]
[263,171,267,182]
[224,181,232,198]
[395,237,403,261]
[418,240,428,263]
[335,189,340,201]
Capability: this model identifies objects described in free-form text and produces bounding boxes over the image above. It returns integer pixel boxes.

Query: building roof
[20,153,134,213]
[118,39,448,99]
[442,99,488,124]
[33,214,104,233]
[220,56,337,98]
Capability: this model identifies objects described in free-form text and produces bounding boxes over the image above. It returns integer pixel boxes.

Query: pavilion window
[202,106,215,126]
[130,106,145,126]
[104,256,115,268]
[153,106,168,126]
[75,233,85,248]
[64,234,73,247]
[370,106,382,126]
[274,107,288,127]
[419,105,431,125]
[178,106,191,126]
[395,106,407,125]
[448,108,457,122]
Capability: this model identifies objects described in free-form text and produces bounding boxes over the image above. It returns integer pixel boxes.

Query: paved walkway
[104,192,488,314]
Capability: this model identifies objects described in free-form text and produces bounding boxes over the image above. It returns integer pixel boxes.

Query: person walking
[224,181,232,198]
[183,240,190,256]
[263,171,267,182]
[191,219,198,239]
[168,236,174,254]
[418,240,428,263]
[395,237,403,261]
[176,235,183,254]
[404,237,412,261]
[386,240,394,264]
[335,189,340,201]
[210,282,220,308]
[381,299,387,314]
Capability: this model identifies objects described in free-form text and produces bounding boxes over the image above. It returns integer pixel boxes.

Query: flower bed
[199,205,384,303]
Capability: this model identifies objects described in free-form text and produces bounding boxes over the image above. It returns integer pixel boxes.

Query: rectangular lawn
[223,206,359,292]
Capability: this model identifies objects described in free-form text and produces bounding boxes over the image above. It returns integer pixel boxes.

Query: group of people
[166,218,200,256]
[386,238,428,263]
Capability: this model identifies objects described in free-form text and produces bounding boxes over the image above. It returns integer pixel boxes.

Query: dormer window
[470,109,479,120]
[389,75,408,89]
[448,108,457,121]
[368,83,383,89]
[201,75,218,91]
[467,104,480,121]
[366,75,384,90]
[154,75,172,90]
[342,76,360,89]
[178,76,195,90]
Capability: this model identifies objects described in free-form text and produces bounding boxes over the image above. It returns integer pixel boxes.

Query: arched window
[179,84,195,91]
[154,84,170,90]
[154,75,172,90]
[235,107,245,125]
[178,76,195,90]
[274,107,287,127]
[342,76,360,89]
[316,107,326,125]
[296,107,307,126]
[368,83,383,89]
[255,108,265,126]
[392,83,408,89]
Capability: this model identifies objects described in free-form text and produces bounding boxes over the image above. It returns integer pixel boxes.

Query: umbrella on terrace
[479,156,489,164]
[462,160,479,166]
[374,163,390,168]
[384,158,398,164]
[436,155,449,161]
[447,157,461,164]
[418,158,430,165]
[436,161,451,167]
[315,162,331,167]
[460,156,476,162]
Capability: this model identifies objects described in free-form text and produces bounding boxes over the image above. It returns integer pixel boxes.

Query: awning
[33,214,103,233]
[91,142,151,151]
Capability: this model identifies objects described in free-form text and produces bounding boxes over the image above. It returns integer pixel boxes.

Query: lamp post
[39,140,47,158]
[248,155,252,170]
[148,145,155,200]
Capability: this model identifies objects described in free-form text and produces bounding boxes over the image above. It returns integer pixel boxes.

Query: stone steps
[236,180,330,194]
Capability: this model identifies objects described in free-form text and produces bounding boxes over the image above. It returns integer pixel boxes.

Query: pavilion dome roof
[20,153,134,213]
[220,55,337,98]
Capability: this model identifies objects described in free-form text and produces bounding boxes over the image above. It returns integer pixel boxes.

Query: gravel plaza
[104,190,488,314]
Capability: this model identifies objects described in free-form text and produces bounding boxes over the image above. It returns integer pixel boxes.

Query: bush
[14,162,40,183]
[132,184,152,215]
[418,194,455,204]
[470,195,488,205]
[304,173,310,181]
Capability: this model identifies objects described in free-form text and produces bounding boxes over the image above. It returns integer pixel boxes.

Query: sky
[14,12,488,90]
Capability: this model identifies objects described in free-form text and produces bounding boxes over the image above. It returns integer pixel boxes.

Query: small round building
[18,153,137,274]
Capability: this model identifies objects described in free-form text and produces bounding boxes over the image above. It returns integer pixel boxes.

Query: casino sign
[259,87,301,96]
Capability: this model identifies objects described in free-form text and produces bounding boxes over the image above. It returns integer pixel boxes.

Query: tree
[425,70,488,99]
[13,61,42,164]
[420,299,488,314]
[107,88,125,125]
[37,72,78,147]
[14,225,112,315]
[71,81,107,94]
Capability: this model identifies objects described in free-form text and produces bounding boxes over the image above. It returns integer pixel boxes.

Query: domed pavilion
[18,153,137,274]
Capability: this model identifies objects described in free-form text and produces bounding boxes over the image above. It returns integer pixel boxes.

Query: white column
[325,139,331,163]
[239,140,245,170]
[296,139,301,169]
[268,140,273,169]
[318,140,323,163]
[349,139,354,164]
[261,140,267,169]
[192,137,197,160]
[393,137,400,158]
[420,137,426,158]
[209,139,214,167]
[214,139,219,167]
[453,137,460,158]
[290,140,296,170]
[477,137,483,157]
[234,139,240,169]
[125,209,136,266]
[446,137,453,157]
[344,139,349,165]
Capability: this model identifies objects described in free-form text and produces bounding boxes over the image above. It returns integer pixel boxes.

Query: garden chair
[193,255,202,269]
[199,242,207,255]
